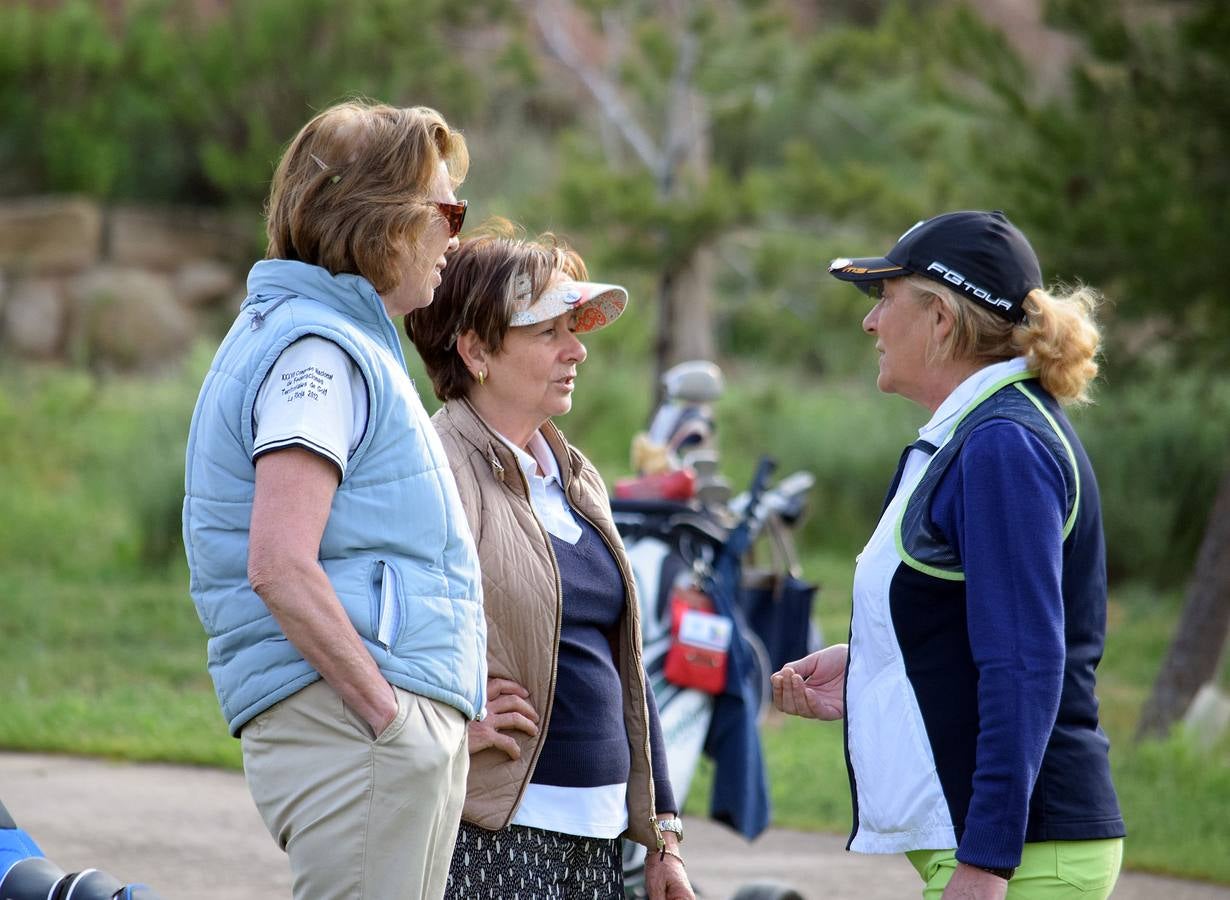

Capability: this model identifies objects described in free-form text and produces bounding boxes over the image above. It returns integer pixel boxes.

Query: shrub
[1113,728,1230,881]
[1073,373,1230,586]
[0,0,489,203]
[0,356,204,578]
[557,356,1230,588]
[3,346,1225,590]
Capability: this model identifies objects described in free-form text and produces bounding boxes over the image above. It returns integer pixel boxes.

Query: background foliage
[0,0,496,203]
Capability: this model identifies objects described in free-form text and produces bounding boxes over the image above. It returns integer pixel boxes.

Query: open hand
[468,677,540,759]
[771,644,848,720]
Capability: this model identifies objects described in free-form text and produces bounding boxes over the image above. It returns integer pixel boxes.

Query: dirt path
[2,752,1225,899]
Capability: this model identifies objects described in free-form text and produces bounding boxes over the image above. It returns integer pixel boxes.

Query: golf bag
[615,362,820,898]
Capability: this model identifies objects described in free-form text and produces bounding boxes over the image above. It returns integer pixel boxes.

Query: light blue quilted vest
[183,259,486,734]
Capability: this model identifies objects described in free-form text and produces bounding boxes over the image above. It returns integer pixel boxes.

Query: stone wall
[0,196,257,372]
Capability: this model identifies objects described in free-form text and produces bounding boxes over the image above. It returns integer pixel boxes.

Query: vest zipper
[499,456,565,828]
[571,491,658,841]
[376,562,401,649]
[475,418,656,842]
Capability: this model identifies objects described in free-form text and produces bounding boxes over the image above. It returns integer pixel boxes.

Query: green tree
[0,0,497,204]
[520,0,1011,396]
[960,0,1230,738]
[973,0,1230,366]
[523,0,747,395]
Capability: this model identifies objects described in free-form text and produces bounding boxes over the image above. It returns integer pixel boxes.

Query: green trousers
[907,839,1123,899]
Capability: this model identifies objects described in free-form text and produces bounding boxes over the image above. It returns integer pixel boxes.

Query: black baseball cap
[828,210,1042,323]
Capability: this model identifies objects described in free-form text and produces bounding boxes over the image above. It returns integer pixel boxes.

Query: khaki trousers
[241,679,469,900]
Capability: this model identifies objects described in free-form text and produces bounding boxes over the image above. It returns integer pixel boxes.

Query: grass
[0,564,239,768]
[1,360,1228,883]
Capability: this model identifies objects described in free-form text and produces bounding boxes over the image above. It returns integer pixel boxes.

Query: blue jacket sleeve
[931,419,1067,869]
[646,679,677,815]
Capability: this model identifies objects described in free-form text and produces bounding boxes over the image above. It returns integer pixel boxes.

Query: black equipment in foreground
[0,799,164,900]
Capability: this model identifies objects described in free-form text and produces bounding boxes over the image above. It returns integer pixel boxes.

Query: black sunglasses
[431,199,467,238]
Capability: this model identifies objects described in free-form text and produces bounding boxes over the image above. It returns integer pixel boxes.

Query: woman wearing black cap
[771,211,1125,899]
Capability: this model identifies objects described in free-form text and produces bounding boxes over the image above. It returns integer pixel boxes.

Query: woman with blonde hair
[773,211,1124,900]
[183,100,484,899]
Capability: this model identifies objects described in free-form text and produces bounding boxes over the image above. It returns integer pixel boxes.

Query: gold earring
[477,370,486,386]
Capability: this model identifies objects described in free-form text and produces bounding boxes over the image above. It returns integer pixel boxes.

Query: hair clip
[310,153,340,184]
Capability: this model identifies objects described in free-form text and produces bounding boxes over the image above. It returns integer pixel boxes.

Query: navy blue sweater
[532,514,676,814]
[921,415,1123,864]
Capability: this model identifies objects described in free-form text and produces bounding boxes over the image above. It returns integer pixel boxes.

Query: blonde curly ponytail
[906,275,1103,405]
[1013,286,1102,405]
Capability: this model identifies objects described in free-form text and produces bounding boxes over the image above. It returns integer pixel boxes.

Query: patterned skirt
[444,820,624,899]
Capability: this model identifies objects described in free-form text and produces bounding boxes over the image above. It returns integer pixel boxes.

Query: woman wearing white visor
[406,224,693,900]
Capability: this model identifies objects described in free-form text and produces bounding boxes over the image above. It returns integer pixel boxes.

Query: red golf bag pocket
[664,586,732,694]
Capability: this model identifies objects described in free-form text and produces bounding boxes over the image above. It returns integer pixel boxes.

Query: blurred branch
[528,0,665,174]
[596,7,630,163]
[661,3,702,194]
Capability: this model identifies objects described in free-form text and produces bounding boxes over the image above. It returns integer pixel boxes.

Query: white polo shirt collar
[919,356,1030,447]
[895,357,1030,496]
[497,429,583,544]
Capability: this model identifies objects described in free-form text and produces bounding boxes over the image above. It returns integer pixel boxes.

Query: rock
[0,196,102,274]
[1184,683,1230,749]
[1,277,67,358]
[107,206,256,271]
[68,267,193,372]
[174,259,240,308]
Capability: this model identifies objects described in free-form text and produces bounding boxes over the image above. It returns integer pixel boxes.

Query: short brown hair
[406,221,587,401]
[265,99,469,295]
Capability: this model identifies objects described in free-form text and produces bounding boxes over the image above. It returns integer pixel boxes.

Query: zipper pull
[248,295,290,330]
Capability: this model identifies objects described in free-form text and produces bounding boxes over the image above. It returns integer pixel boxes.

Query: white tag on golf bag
[677,608,733,652]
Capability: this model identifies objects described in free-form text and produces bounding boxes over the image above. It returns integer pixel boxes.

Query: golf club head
[662,360,724,404]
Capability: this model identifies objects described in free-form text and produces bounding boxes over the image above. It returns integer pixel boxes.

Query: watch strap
[656,817,684,842]
[972,863,1015,880]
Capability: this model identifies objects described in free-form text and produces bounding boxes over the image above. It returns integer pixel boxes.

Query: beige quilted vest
[433,399,662,849]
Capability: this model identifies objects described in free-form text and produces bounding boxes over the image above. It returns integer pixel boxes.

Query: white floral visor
[507,277,629,334]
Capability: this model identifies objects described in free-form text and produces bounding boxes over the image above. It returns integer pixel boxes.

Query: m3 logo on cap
[925,261,1014,313]
[829,258,899,276]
